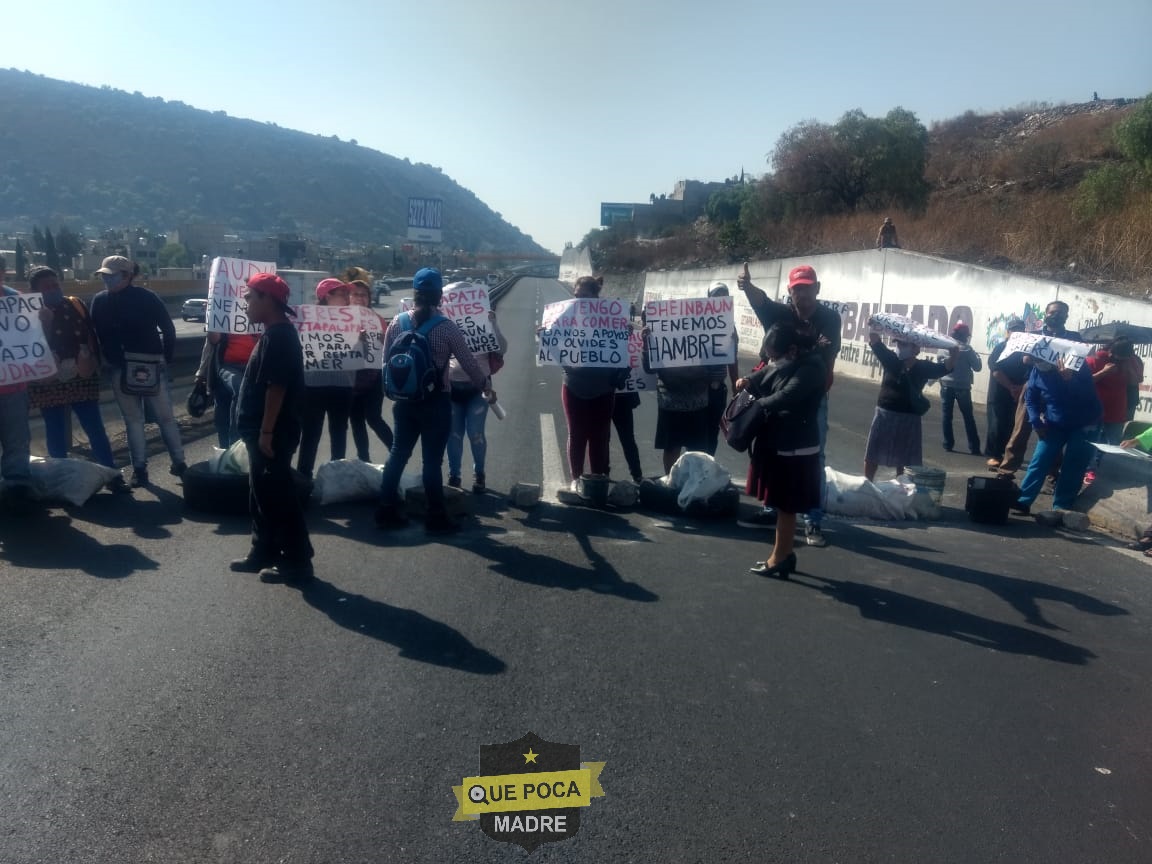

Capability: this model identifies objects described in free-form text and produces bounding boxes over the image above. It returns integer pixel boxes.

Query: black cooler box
[965,475,1016,524]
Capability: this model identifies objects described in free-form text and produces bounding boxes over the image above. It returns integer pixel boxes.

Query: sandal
[1124,535,1152,551]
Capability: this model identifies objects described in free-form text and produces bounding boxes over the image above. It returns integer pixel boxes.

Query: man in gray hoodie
[938,322,982,454]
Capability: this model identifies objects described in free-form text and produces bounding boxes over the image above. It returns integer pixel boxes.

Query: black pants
[611,392,643,480]
[350,384,394,460]
[246,435,312,565]
[986,387,1017,459]
[297,386,352,476]
[941,385,980,452]
[705,383,728,456]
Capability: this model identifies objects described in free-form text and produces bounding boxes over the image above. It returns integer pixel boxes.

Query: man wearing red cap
[230,273,313,583]
[937,321,983,454]
[737,263,841,547]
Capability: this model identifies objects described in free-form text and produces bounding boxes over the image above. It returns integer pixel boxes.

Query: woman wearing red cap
[296,278,355,477]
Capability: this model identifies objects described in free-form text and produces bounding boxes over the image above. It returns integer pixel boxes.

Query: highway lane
[1,277,1150,862]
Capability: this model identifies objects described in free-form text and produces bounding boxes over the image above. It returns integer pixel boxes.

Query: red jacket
[1087,350,1128,423]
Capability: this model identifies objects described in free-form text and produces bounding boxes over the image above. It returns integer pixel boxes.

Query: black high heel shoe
[750,552,797,579]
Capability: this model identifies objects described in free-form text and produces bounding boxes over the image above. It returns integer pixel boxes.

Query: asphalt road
[2,277,1150,863]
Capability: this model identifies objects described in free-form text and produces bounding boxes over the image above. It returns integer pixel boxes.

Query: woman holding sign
[296,278,356,478]
[863,329,955,482]
[347,276,394,460]
[447,309,507,494]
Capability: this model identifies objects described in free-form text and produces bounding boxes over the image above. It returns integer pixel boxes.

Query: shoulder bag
[721,389,766,453]
[121,352,164,396]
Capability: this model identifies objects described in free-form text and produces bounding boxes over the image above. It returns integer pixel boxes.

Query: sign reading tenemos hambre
[537,298,630,367]
[0,292,57,385]
[207,257,277,334]
[642,296,735,368]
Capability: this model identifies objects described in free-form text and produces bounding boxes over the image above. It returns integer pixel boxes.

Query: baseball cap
[1006,316,1025,331]
[315,278,350,302]
[787,265,818,289]
[247,273,293,312]
[413,267,444,295]
[708,281,729,297]
[951,322,971,335]
[96,255,132,275]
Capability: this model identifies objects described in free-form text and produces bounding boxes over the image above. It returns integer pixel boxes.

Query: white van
[486,273,500,287]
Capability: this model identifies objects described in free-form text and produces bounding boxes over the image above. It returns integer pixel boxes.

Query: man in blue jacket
[1011,355,1101,515]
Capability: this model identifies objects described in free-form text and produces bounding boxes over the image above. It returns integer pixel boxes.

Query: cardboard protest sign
[643,296,735,369]
[0,292,57,385]
[868,312,958,350]
[1003,331,1090,371]
[441,282,500,353]
[619,329,657,393]
[295,304,382,372]
[537,298,631,368]
[207,257,277,334]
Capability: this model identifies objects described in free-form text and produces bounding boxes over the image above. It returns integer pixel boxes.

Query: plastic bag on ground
[28,456,121,506]
[823,467,939,520]
[313,459,384,505]
[665,451,731,510]
[220,440,250,474]
[206,447,227,473]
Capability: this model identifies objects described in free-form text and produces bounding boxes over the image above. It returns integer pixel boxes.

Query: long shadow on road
[278,577,507,675]
[0,512,159,579]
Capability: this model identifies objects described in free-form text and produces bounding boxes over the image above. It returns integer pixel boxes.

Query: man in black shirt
[230,273,313,583]
[738,263,842,547]
[984,316,1027,465]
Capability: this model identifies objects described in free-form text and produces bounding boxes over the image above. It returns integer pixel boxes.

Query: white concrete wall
[558,246,592,287]
[641,249,1152,420]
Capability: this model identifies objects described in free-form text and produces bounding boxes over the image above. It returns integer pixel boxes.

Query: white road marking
[540,413,567,501]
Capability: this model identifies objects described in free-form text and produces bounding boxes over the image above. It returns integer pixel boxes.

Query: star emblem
[523,748,538,764]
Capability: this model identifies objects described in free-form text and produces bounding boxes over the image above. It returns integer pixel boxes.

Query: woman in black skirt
[863,330,955,481]
[741,322,826,578]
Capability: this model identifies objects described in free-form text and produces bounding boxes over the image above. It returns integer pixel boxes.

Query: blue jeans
[0,390,32,485]
[41,400,116,467]
[804,393,829,528]
[110,367,185,470]
[941,385,981,452]
[447,389,489,478]
[378,392,451,511]
[1017,425,1096,510]
[214,364,244,449]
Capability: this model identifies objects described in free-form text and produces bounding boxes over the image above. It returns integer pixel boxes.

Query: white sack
[313,459,384,505]
[666,451,731,510]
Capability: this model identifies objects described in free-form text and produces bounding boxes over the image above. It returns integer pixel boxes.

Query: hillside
[0,69,546,254]
[588,98,1151,295]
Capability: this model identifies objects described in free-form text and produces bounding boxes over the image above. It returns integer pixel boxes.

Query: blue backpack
[383,312,446,401]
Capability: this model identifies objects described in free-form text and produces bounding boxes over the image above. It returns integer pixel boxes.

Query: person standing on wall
[88,255,186,488]
[938,322,982,454]
[737,263,841,548]
[876,217,900,249]
[229,274,313,583]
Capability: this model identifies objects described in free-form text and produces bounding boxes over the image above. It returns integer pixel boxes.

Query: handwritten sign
[295,305,382,372]
[441,282,499,353]
[207,257,277,334]
[1003,331,1090,371]
[0,292,57,385]
[537,298,630,368]
[620,329,657,393]
[643,296,735,369]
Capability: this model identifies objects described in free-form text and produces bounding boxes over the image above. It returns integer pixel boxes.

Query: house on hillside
[600,178,742,237]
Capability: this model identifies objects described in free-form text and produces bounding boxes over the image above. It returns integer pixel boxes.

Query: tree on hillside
[55,227,83,264]
[771,107,930,216]
[31,225,45,253]
[44,228,61,272]
[1114,93,1152,174]
[158,242,190,269]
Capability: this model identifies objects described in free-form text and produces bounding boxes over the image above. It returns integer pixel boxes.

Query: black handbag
[186,379,210,417]
[721,390,765,452]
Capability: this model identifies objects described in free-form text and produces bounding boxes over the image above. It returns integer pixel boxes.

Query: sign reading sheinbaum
[407,197,443,243]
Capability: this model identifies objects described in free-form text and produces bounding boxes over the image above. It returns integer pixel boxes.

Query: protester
[610,390,645,483]
[876,217,900,249]
[447,309,507,494]
[229,273,312,583]
[558,276,626,489]
[738,263,841,547]
[296,278,355,478]
[864,330,956,481]
[195,329,258,449]
[1114,338,1145,421]
[642,323,712,475]
[88,256,186,487]
[938,322,983,454]
[703,282,740,456]
[375,268,493,534]
[1011,357,1101,515]
[1084,338,1134,484]
[25,267,128,493]
[994,301,1083,479]
[346,276,394,460]
[0,260,34,511]
[739,322,826,578]
[984,317,1027,466]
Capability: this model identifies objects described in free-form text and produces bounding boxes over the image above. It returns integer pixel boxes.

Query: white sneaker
[570,479,580,494]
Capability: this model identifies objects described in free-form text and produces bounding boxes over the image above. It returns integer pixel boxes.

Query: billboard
[600,203,634,227]
[408,197,443,243]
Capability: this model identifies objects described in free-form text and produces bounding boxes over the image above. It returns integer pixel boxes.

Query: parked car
[181,298,208,321]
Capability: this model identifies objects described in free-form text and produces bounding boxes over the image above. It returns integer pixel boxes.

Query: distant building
[600,178,742,237]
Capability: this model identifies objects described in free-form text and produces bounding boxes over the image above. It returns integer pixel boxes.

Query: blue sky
[5,0,1150,254]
